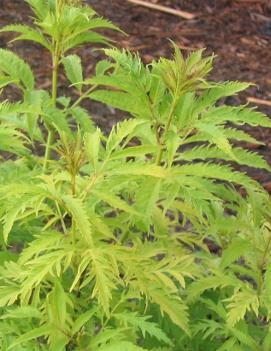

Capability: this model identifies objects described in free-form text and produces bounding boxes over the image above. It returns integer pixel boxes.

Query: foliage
[0,0,271,350]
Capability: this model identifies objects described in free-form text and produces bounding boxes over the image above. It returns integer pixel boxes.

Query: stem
[55,201,68,234]
[52,53,59,106]
[43,44,61,172]
[260,234,271,270]
[103,298,124,327]
[79,157,110,201]
[155,95,177,165]
[155,139,163,166]
[80,174,99,201]
[70,85,97,110]
[57,0,65,15]
[71,172,76,196]
[43,2,66,172]
[71,220,76,248]
[119,230,129,244]
[43,130,55,172]
[257,231,271,294]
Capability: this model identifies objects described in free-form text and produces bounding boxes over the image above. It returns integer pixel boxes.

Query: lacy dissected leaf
[43,107,71,135]
[98,341,146,351]
[61,194,93,245]
[19,249,73,299]
[88,213,115,240]
[154,45,213,95]
[5,0,120,64]
[150,289,190,335]
[1,191,45,243]
[45,281,71,350]
[109,145,157,161]
[90,252,118,313]
[188,274,239,301]
[196,81,251,111]
[0,101,39,117]
[0,305,42,320]
[19,231,64,264]
[114,312,173,346]
[25,0,52,20]
[194,122,235,159]
[134,178,161,229]
[8,324,52,349]
[88,327,127,349]
[71,307,98,336]
[181,145,270,170]
[184,127,263,145]
[173,163,261,191]
[0,49,34,90]
[24,89,45,141]
[70,106,95,133]
[62,54,83,92]
[107,163,168,178]
[85,128,101,171]
[0,24,52,51]
[263,264,271,315]
[0,127,28,156]
[92,189,139,215]
[64,31,113,52]
[204,105,271,128]
[225,289,259,327]
[219,238,252,269]
[106,119,145,154]
[103,48,144,75]
[89,90,151,118]
[75,248,119,315]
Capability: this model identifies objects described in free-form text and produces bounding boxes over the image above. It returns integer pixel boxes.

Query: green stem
[51,53,59,106]
[119,230,129,245]
[155,143,164,166]
[70,85,97,110]
[43,0,63,169]
[257,232,271,294]
[43,130,55,172]
[79,157,110,201]
[156,95,177,166]
[43,45,60,172]
[55,201,68,234]
[71,172,76,196]
[57,0,65,15]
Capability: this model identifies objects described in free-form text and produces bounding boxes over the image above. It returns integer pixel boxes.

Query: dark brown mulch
[0,0,271,187]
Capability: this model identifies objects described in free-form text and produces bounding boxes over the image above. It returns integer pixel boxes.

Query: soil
[0,0,271,187]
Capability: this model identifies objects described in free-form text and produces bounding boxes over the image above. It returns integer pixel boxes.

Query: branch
[127,0,196,20]
[247,97,271,107]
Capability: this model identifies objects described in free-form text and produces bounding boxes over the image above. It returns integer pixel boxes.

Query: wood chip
[247,97,271,107]
[127,0,196,20]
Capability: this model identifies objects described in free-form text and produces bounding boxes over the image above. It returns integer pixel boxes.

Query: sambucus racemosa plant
[0,0,271,350]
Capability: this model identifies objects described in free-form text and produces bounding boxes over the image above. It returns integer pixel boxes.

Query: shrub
[0,1,270,350]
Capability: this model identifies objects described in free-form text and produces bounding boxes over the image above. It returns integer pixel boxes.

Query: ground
[0,0,271,186]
